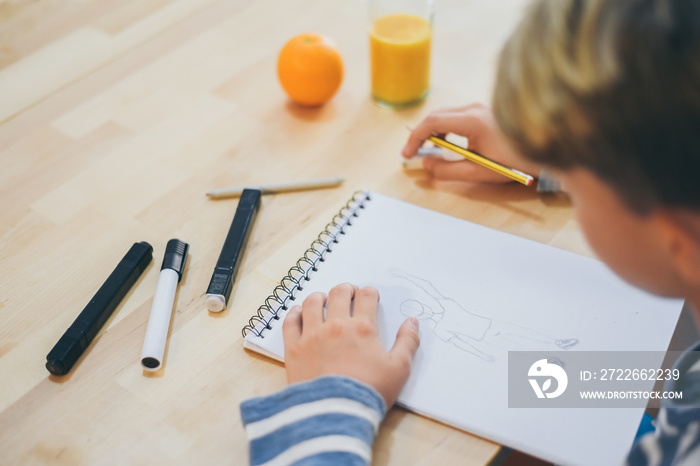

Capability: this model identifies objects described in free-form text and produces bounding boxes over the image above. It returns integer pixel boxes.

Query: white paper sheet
[244,191,683,466]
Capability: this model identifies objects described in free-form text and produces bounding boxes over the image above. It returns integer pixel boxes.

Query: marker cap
[206,294,226,312]
[161,239,189,281]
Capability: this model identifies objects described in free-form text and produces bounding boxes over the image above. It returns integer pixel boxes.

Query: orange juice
[370,13,432,107]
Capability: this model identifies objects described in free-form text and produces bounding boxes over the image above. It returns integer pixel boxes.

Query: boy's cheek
[562,172,645,282]
[577,208,654,291]
[566,171,680,296]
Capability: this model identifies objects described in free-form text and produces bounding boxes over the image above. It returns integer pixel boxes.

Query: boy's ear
[658,211,700,288]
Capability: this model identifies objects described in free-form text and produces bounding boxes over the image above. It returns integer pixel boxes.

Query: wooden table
[0,0,589,464]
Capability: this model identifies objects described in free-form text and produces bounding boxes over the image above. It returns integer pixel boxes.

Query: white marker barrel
[141,239,188,372]
[141,268,179,371]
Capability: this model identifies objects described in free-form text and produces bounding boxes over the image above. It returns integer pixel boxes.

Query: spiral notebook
[242,191,683,466]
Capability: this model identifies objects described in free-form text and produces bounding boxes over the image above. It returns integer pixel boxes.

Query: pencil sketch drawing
[392,270,579,362]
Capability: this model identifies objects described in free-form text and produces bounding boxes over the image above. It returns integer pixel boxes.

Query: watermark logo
[510,351,684,408]
[528,358,568,399]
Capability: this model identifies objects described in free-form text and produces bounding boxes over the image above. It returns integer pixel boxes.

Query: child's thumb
[390,317,421,367]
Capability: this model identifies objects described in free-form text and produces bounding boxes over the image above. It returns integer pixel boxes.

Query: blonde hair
[493,0,700,213]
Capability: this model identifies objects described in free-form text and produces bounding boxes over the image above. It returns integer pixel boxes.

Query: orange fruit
[277,33,344,107]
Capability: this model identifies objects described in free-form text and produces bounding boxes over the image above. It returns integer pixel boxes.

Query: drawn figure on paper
[393,271,579,362]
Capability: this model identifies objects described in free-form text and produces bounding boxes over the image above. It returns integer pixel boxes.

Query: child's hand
[402,103,541,183]
[283,283,421,407]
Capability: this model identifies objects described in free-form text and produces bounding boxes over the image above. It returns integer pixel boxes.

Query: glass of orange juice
[369,0,434,108]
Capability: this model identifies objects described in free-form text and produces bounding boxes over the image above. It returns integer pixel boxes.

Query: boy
[240,0,700,464]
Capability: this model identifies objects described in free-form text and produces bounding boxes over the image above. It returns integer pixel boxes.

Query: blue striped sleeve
[240,375,387,466]
[626,343,700,465]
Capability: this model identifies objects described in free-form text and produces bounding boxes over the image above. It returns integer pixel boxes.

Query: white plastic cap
[206,294,226,312]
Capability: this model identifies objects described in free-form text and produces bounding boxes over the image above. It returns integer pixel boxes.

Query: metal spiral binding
[241,191,371,338]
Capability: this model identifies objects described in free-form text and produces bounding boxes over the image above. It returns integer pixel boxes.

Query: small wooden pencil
[206,177,344,199]
[426,135,535,186]
[406,127,535,186]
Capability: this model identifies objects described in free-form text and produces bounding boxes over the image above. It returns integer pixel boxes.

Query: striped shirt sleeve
[626,343,700,466]
[240,375,387,466]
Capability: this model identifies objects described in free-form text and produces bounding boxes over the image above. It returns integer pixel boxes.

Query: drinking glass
[369,0,435,108]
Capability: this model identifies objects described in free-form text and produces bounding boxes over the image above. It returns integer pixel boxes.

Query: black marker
[206,188,261,312]
[46,242,153,376]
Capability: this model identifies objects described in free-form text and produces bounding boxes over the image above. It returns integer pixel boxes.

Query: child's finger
[389,317,421,372]
[301,292,327,331]
[402,112,467,158]
[282,305,302,344]
[402,108,487,158]
[326,283,356,320]
[423,158,512,184]
[352,286,380,325]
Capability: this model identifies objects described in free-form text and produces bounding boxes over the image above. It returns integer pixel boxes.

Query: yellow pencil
[418,132,535,186]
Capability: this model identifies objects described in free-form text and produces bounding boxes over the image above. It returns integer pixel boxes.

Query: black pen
[46,242,153,376]
[206,188,262,312]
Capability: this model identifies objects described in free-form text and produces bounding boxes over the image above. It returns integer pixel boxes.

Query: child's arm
[240,375,386,466]
[402,103,542,184]
[240,284,420,465]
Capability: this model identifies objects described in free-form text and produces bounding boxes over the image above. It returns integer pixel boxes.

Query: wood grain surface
[0,0,589,464]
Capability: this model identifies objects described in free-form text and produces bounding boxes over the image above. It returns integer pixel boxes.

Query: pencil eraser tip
[206,294,226,312]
